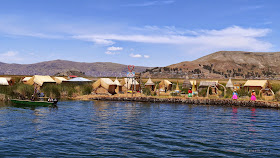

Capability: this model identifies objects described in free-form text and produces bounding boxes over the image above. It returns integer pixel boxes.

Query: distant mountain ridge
[2,51,280,79]
[0,60,149,77]
[142,51,280,79]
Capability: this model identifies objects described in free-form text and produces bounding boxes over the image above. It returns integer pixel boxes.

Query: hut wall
[108,85,117,94]
[167,84,172,91]
[132,85,140,91]
[246,86,262,91]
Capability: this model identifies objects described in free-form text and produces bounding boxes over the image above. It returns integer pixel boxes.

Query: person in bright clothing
[251,90,256,101]
[232,90,238,100]
[188,88,192,97]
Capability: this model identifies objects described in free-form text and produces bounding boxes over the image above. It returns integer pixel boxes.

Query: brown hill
[0,60,148,77]
[142,51,280,79]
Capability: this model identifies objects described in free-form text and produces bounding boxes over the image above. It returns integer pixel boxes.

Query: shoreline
[74,95,280,109]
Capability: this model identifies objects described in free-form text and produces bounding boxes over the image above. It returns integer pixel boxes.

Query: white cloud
[107,46,123,51]
[0,51,23,63]
[88,38,115,46]
[130,53,142,58]
[1,51,18,57]
[74,26,272,52]
[144,55,150,58]
[105,51,117,55]
[201,26,270,37]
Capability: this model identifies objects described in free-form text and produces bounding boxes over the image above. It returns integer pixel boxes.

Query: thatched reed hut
[93,78,117,95]
[144,78,155,91]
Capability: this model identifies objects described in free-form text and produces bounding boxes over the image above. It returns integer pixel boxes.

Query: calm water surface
[0,101,279,157]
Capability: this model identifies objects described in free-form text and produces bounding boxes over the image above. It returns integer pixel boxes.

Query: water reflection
[231,106,238,123]
[249,108,257,135]
[92,101,111,134]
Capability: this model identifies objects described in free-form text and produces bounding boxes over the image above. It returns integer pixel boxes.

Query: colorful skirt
[251,95,256,101]
[188,93,192,97]
[232,94,238,99]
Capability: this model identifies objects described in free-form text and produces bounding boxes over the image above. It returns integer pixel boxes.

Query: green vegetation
[271,83,280,94]
[40,83,93,98]
[0,80,95,99]
[198,88,211,97]
[237,88,250,97]
[181,88,189,94]
[0,83,34,98]
[41,84,61,98]
[143,87,151,96]
[16,84,34,97]
[224,88,233,98]
[81,83,93,95]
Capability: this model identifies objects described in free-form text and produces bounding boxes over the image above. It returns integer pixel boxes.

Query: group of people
[48,97,57,102]
[232,90,256,101]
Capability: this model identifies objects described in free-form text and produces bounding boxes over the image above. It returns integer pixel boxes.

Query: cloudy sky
[0,0,279,66]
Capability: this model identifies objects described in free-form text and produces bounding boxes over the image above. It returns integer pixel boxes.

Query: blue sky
[0,0,279,66]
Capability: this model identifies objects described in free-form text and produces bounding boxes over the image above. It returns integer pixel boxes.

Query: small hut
[53,77,67,84]
[226,78,234,90]
[26,75,56,87]
[243,80,270,91]
[3,77,14,85]
[25,75,56,92]
[114,78,122,93]
[244,80,274,100]
[121,78,140,91]
[22,77,32,84]
[144,78,155,91]
[159,80,172,91]
[93,78,117,95]
[199,80,219,94]
[0,77,9,86]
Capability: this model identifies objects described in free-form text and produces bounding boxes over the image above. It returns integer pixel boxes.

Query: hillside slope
[142,51,280,79]
[0,60,148,77]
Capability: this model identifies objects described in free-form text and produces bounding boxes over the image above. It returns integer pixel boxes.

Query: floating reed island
[90,96,280,108]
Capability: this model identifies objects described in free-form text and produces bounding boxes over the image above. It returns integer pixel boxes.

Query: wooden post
[126,78,128,97]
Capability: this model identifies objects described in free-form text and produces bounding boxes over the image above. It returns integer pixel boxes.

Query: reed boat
[10,99,57,106]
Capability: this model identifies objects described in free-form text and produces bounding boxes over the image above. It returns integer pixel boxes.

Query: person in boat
[31,95,35,101]
[48,97,53,102]
[232,90,238,100]
[251,90,256,101]
[53,98,58,104]
[188,88,192,97]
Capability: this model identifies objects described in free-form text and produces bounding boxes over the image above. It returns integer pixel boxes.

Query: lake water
[0,100,279,157]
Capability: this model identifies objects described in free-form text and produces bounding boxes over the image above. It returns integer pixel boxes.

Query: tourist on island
[251,90,256,101]
[232,90,238,100]
[188,88,192,97]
